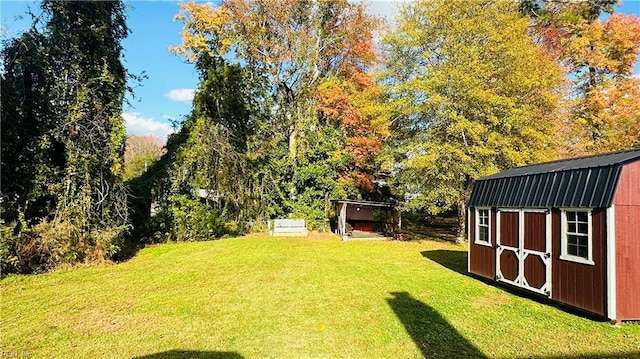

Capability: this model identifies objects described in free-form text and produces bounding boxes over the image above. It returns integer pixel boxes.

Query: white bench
[269,219,308,236]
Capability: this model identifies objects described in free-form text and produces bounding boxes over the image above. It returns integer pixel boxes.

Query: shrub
[0,218,125,276]
[169,195,225,241]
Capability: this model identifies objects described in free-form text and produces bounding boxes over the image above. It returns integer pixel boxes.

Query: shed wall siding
[524,212,546,253]
[468,208,495,279]
[346,206,375,221]
[551,209,606,316]
[613,160,640,320]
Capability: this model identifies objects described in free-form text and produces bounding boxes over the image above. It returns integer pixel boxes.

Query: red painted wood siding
[498,212,519,281]
[613,160,640,320]
[469,208,495,279]
[551,209,606,316]
[500,250,518,281]
[524,212,546,252]
[500,212,518,247]
[524,255,546,289]
[523,212,548,290]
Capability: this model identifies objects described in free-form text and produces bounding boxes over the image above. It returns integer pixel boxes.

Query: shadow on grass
[421,249,470,277]
[403,224,458,242]
[387,291,487,358]
[387,292,640,359]
[400,212,459,243]
[133,350,244,359]
[421,250,616,321]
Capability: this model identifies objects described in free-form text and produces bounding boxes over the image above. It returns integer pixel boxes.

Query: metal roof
[331,199,397,208]
[469,148,640,208]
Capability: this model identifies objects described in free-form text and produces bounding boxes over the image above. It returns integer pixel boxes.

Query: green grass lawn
[2,233,639,358]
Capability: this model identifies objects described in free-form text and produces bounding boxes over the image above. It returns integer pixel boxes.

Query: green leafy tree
[169,60,259,224]
[1,29,58,223]
[42,0,130,230]
[382,0,564,242]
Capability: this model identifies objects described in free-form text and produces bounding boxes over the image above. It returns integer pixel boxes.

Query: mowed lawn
[2,234,639,359]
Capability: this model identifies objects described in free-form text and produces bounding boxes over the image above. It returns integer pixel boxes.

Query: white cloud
[123,112,175,140]
[165,88,196,103]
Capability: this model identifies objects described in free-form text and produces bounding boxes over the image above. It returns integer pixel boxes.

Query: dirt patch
[472,292,512,308]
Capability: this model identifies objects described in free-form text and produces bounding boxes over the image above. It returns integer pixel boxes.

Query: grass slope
[1,233,639,358]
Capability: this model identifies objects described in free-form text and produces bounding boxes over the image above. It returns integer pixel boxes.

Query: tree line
[2,0,639,274]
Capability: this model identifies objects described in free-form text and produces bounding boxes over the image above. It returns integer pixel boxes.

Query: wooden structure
[269,219,308,237]
[467,149,640,321]
[332,200,400,241]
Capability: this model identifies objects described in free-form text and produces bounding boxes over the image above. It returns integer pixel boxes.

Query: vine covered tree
[168,0,385,228]
[382,0,564,242]
[1,0,131,273]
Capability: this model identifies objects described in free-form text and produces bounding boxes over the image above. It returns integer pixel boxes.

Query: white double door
[496,209,552,297]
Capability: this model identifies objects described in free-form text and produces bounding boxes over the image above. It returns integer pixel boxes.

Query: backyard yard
[1,233,639,358]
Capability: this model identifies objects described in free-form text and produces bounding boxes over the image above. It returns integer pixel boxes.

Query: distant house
[467,149,640,321]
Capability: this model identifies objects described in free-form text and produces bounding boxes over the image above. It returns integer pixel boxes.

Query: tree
[1,29,58,222]
[42,0,130,231]
[382,0,564,242]
[521,0,640,153]
[124,135,165,180]
[1,0,132,273]
[170,0,384,227]
[170,60,259,221]
[316,68,390,195]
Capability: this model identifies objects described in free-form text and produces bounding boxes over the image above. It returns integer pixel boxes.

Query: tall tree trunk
[455,176,474,244]
[288,123,297,199]
[455,199,466,245]
[288,124,296,161]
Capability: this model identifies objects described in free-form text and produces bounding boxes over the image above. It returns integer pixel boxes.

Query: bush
[169,195,225,241]
[0,219,125,276]
[129,194,247,244]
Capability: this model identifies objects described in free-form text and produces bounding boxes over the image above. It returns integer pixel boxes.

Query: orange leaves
[583,77,640,152]
[600,14,640,75]
[348,137,382,162]
[563,14,640,76]
[316,70,389,193]
[538,26,572,67]
[533,6,640,79]
[572,13,640,152]
[172,0,387,196]
[530,4,640,154]
[317,1,379,74]
[317,80,351,122]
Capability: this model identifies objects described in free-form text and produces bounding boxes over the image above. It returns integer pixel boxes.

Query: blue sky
[1,1,639,140]
[2,1,196,140]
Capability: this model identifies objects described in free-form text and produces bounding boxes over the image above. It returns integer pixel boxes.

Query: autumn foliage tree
[522,0,640,154]
[382,0,564,242]
[317,70,390,194]
[124,135,165,180]
[169,0,386,227]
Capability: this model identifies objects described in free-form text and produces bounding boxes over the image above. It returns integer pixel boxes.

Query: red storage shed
[467,149,640,321]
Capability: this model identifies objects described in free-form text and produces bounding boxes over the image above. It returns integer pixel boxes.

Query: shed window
[475,208,490,246]
[560,210,594,265]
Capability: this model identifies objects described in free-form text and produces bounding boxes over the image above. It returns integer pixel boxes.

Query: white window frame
[560,208,594,265]
[474,207,491,247]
